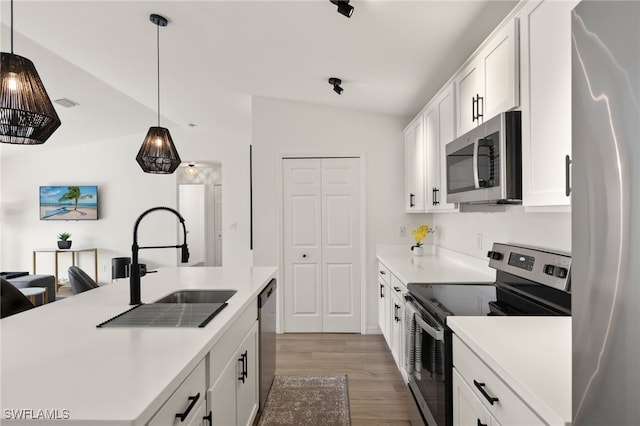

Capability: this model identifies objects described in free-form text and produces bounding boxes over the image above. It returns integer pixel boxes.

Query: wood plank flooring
[275,333,411,425]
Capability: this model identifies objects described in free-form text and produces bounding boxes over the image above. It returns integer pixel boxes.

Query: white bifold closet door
[283,158,361,333]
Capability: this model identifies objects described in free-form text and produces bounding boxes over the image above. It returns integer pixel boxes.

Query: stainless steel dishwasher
[258,279,277,411]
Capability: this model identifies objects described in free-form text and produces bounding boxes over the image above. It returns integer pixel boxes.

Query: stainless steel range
[405,242,571,426]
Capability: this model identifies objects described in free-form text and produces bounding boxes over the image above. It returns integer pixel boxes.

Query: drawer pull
[379,283,384,298]
[393,286,401,292]
[238,351,248,383]
[477,419,487,426]
[473,380,499,405]
[203,410,212,425]
[379,270,386,275]
[175,392,200,422]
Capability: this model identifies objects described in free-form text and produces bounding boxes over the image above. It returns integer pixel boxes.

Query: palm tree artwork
[59,186,93,211]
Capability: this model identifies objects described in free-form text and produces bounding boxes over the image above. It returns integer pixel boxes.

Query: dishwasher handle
[258,279,277,308]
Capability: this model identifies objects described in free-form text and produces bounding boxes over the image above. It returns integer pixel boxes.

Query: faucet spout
[130,206,189,305]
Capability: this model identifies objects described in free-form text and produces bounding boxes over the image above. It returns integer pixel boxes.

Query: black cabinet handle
[473,380,499,405]
[379,283,384,298]
[238,352,247,383]
[432,187,440,206]
[409,193,415,208]
[203,410,212,425]
[243,350,249,379]
[477,94,484,120]
[175,393,200,422]
[379,270,386,275]
[393,286,401,293]
[302,254,307,258]
[565,155,572,197]
[477,419,488,426]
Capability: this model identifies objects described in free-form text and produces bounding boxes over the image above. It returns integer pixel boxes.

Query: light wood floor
[275,333,411,425]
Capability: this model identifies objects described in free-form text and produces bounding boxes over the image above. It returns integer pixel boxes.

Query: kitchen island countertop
[0,266,276,425]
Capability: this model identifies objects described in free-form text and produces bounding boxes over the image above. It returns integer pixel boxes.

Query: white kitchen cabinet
[425,84,458,212]
[519,0,577,207]
[455,18,520,136]
[404,117,426,212]
[377,263,391,345]
[148,359,207,426]
[452,369,500,426]
[452,336,543,426]
[389,277,406,372]
[207,303,259,426]
[208,322,259,426]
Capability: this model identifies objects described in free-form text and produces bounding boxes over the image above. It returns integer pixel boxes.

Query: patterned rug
[258,375,351,426]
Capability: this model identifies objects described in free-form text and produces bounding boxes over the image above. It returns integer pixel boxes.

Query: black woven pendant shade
[0,52,61,145]
[137,13,180,174]
[136,126,181,173]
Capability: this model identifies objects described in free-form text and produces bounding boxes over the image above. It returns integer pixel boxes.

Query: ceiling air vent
[53,98,79,108]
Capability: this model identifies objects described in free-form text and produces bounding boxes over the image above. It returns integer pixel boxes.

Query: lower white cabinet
[377,259,408,381]
[148,359,207,426]
[452,369,500,426]
[208,321,259,426]
[452,336,543,426]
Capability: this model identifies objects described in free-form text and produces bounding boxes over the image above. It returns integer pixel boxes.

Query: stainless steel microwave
[445,111,522,204]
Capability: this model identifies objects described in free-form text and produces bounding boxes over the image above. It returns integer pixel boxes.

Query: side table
[19,287,47,306]
[33,248,98,291]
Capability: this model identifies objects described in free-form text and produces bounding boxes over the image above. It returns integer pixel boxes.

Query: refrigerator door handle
[565,155,572,197]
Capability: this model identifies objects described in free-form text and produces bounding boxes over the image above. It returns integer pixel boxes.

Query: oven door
[407,299,447,426]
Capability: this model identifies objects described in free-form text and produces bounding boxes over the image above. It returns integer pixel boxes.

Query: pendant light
[136,14,181,174]
[0,0,61,145]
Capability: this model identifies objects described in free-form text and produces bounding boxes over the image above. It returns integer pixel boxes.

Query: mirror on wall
[177,162,222,266]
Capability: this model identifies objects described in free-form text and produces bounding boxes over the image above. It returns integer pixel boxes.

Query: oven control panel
[487,243,571,292]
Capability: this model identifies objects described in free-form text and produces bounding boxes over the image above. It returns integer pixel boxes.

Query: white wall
[251,96,427,333]
[0,126,252,285]
[431,207,571,258]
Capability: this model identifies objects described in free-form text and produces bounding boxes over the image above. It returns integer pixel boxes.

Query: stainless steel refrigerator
[572,2,640,424]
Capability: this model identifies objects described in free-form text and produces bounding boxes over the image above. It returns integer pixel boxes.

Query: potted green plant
[57,232,72,249]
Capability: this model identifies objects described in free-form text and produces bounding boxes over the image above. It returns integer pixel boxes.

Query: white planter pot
[412,246,424,257]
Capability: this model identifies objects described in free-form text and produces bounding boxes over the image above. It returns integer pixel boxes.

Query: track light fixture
[329,0,354,18]
[328,78,343,95]
[136,14,181,174]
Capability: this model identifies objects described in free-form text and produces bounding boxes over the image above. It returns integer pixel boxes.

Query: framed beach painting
[40,186,99,220]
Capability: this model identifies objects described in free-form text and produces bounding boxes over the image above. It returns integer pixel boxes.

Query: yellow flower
[411,225,431,248]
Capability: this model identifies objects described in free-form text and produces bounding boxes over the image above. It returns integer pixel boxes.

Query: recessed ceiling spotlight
[329,0,354,18]
[188,123,197,127]
[328,77,344,95]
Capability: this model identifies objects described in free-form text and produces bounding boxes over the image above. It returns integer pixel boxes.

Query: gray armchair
[1,278,34,318]
[68,266,99,295]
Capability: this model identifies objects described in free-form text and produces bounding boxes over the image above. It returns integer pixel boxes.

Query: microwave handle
[473,137,480,189]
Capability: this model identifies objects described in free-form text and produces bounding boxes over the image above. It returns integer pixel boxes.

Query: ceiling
[0,0,517,158]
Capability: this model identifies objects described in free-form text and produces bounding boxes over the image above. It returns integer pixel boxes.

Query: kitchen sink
[97,290,237,328]
[154,289,237,304]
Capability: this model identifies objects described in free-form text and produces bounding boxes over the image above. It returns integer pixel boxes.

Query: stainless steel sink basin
[154,290,237,304]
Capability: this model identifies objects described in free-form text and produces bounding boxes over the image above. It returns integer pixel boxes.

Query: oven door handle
[473,137,480,189]
[414,314,444,342]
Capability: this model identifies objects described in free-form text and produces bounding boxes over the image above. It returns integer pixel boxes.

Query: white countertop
[376,245,495,284]
[447,316,571,426]
[0,266,277,425]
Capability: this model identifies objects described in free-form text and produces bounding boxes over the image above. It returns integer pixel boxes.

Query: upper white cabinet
[455,18,520,136]
[425,84,458,212]
[519,0,577,207]
[404,118,426,212]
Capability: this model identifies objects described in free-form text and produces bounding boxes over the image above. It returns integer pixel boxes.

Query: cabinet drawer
[390,274,407,296]
[453,336,543,426]
[209,302,258,383]
[148,359,206,426]
[378,262,390,284]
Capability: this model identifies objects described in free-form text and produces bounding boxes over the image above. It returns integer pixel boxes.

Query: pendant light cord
[10,0,14,53]
[156,21,160,127]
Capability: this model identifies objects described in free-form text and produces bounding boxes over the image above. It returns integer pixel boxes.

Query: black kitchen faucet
[130,206,189,305]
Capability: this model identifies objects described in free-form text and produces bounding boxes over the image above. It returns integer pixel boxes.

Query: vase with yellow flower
[411,225,432,256]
